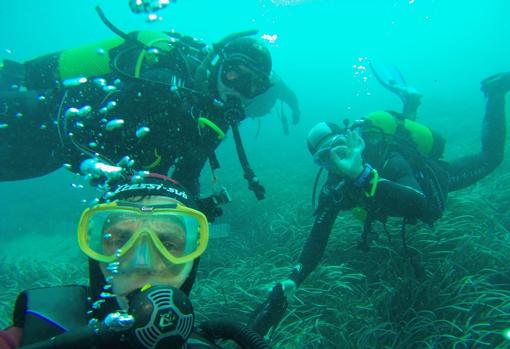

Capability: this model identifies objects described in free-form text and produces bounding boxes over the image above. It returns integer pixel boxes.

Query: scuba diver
[0,173,271,349]
[0,6,271,207]
[244,72,301,135]
[248,67,510,337]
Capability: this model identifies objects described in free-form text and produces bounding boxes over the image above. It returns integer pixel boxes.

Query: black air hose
[200,319,271,349]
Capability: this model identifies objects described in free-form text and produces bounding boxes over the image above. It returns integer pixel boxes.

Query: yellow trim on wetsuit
[367,169,379,197]
[352,169,379,220]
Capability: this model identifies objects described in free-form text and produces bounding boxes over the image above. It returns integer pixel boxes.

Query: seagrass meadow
[1,1,510,348]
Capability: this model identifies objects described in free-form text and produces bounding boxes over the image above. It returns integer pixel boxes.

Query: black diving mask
[221,58,271,99]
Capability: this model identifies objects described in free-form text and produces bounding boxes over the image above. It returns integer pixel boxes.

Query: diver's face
[99,196,193,309]
[221,61,270,99]
[312,134,348,172]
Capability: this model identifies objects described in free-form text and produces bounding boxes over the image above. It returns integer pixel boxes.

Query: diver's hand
[261,279,296,298]
[279,279,297,298]
[330,130,365,179]
[248,282,290,336]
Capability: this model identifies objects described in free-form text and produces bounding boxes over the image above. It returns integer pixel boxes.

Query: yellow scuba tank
[363,111,445,159]
[58,37,123,81]
[23,30,175,90]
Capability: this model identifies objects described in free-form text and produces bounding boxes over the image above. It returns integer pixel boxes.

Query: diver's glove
[247,176,265,200]
[248,280,295,336]
[277,279,297,297]
[330,130,365,179]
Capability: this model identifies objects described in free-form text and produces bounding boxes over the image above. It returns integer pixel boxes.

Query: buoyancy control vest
[360,111,449,224]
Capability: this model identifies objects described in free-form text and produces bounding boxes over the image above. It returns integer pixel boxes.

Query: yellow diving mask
[78,200,209,264]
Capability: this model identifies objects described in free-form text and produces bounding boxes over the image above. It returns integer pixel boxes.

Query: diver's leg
[0,90,62,180]
[448,73,509,192]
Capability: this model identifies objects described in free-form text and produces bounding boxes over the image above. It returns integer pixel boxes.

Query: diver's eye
[161,240,181,253]
[104,229,131,247]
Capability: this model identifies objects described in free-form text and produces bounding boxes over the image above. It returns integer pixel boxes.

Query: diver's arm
[289,189,342,287]
[0,90,63,181]
[447,88,507,192]
[171,149,207,197]
[277,82,300,124]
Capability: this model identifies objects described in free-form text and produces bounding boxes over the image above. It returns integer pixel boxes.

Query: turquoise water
[1,1,509,347]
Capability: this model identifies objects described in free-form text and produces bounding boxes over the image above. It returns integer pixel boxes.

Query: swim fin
[370,61,408,95]
[369,61,422,120]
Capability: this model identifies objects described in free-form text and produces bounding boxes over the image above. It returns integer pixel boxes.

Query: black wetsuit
[0,52,230,197]
[290,92,507,287]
